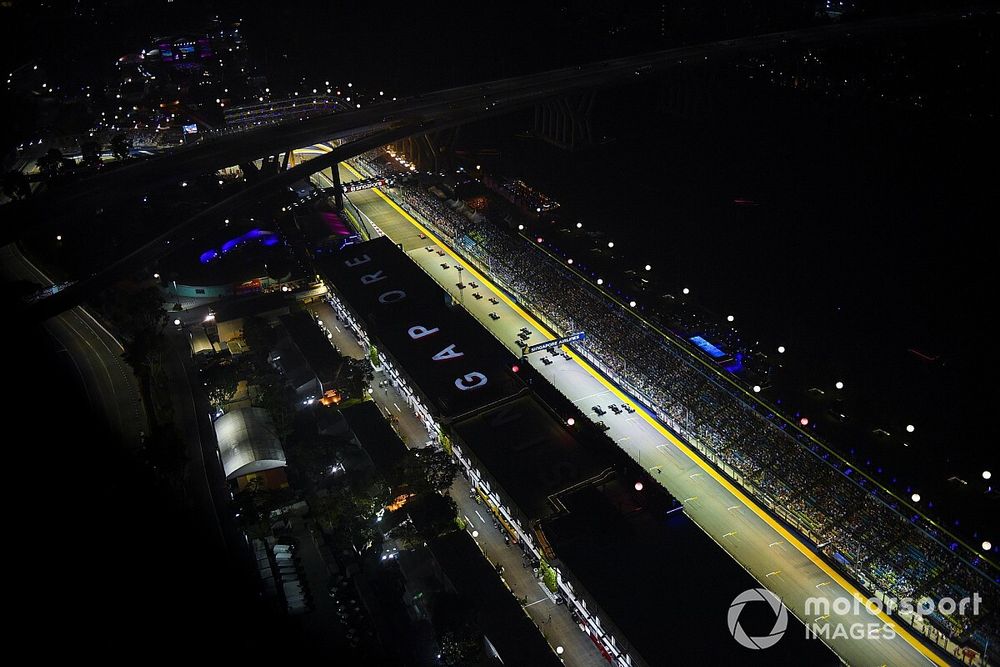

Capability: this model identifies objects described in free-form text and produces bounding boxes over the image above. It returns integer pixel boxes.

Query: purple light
[200,229,279,264]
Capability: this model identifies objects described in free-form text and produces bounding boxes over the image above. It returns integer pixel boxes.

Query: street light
[682,287,690,295]
[576,222,583,229]
[777,345,786,354]
[906,424,915,433]
[800,417,809,426]
[645,264,651,271]
[556,647,564,655]
[518,224,524,230]
[835,381,844,390]
[727,315,735,322]
[983,470,992,480]
[173,318,181,326]
[607,241,614,248]
[567,417,575,426]
[629,300,637,308]
[752,385,761,393]
[153,273,160,279]
[567,259,574,265]
[596,278,604,286]
[56,235,62,241]
[984,541,993,551]
[634,481,643,491]
[911,493,921,503]
[472,530,479,538]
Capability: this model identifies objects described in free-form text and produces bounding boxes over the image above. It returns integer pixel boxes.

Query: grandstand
[349,148,1000,664]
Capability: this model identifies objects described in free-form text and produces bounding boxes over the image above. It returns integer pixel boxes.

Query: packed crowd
[349,151,998,659]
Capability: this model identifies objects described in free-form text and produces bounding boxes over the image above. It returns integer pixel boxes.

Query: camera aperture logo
[728,588,789,650]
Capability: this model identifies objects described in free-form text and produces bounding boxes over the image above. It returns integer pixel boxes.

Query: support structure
[533,91,596,151]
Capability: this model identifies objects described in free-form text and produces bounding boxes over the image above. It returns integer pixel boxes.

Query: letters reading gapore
[344,253,489,392]
[409,324,488,391]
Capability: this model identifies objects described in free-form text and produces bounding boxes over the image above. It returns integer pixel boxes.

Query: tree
[80,140,101,168]
[433,593,483,666]
[242,316,277,359]
[36,148,65,179]
[391,447,459,496]
[256,378,296,445]
[111,133,130,161]
[203,361,240,407]
[2,170,31,200]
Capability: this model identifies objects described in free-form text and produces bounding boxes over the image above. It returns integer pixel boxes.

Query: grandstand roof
[542,479,836,667]
[450,394,615,523]
[214,407,286,480]
[317,236,524,421]
[426,529,563,667]
[279,311,343,389]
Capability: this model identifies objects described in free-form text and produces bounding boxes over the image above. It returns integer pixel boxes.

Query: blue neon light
[689,335,727,359]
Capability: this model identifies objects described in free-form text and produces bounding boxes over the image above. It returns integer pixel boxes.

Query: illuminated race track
[331,160,952,667]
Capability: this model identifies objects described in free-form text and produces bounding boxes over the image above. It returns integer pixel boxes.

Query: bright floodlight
[629,300,637,307]
[518,224,524,230]
[634,482,644,491]
[173,319,181,326]
[911,493,921,503]
[682,287,690,295]
[984,470,993,480]
[56,235,62,241]
[778,346,786,354]
[984,541,993,551]
[835,381,844,389]
[567,417,575,426]
[906,424,915,433]
[153,273,160,279]
[596,278,604,285]
[608,241,615,248]
[727,315,735,322]
[752,385,761,393]
[645,264,651,271]
[576,222,583,228]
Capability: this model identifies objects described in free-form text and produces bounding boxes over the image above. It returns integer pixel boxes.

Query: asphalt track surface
[0,244,146,450]
[336,163,951,667]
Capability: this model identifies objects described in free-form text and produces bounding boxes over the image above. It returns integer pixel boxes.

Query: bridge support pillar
[330,163,344,210]
[533,91,595,151]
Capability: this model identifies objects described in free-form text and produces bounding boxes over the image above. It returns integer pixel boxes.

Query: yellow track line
[341,160,947,667]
